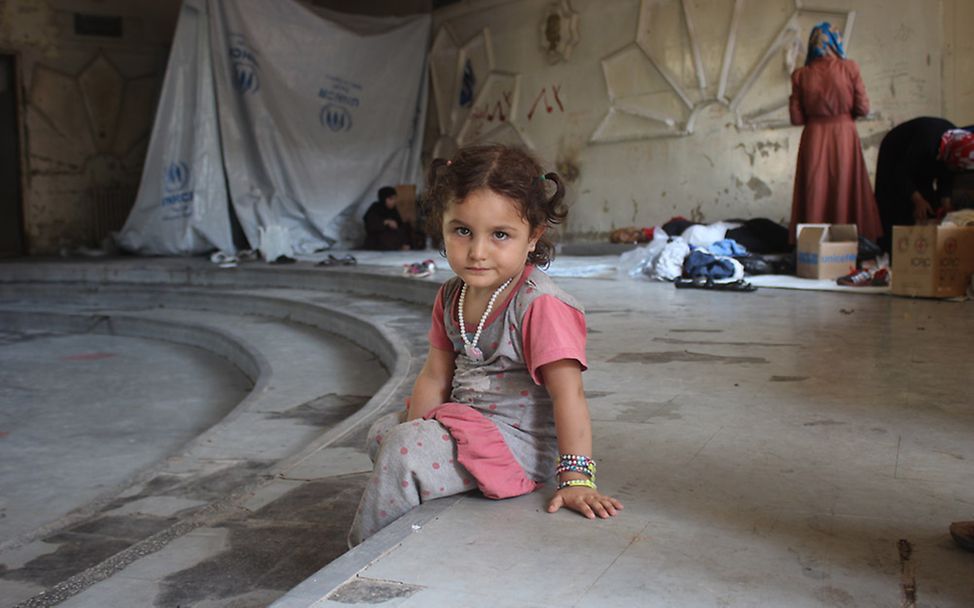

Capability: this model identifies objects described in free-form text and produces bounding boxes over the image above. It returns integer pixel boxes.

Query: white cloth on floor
[713,256,746,284]
[681,222,740,249]
[654,237,691,280]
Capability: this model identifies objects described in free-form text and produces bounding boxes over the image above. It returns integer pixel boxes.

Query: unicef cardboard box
[891,225,974,298]
[796,224,858,280]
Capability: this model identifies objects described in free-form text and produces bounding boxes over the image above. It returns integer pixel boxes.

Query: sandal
[316,254,357,267]
[674,277,756,292]
[209,251,238,269]
[403,258,436,278]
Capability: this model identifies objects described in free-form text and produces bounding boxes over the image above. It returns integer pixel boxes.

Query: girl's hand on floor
[547,487,623,519]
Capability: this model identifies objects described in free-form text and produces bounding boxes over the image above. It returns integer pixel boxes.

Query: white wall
[429,0,959,241]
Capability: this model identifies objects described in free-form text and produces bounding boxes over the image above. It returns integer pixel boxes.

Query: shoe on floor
[950,521,974,552]
[403,259,436,278]
[870,267,890,287]
[836,268,872,286]
[316,254,357,267]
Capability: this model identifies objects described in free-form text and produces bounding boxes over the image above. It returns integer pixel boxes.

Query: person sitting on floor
[363,186,412,250]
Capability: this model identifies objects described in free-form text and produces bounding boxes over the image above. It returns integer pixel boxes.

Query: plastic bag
[654,238,691,280]
[258,225,295,262]
[617,227,668,280]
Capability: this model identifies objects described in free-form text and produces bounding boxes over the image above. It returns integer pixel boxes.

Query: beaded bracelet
[557,478,597,491]
[556,464,596,478]
[558,454,596,467]
[558,454,597,476]
[559,454,595,465]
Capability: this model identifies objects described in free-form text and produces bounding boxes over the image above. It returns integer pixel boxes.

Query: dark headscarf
[805,22,846,65]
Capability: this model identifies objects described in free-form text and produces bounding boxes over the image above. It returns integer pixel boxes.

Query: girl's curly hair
[422,144,568,268]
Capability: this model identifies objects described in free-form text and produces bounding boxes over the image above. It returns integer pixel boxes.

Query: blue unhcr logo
[164,161,191,192]
[228,34,260,94]
[233,65,260,94]
[320,104,352,132]
[161,160,194,220]
[318,75,360,132]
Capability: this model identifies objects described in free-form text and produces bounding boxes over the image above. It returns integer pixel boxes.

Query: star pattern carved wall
[592,0,856,143]
[427,0,856,153]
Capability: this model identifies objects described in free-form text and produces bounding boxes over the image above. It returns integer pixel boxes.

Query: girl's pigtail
[542,172,569,226]
[527,170,569,269]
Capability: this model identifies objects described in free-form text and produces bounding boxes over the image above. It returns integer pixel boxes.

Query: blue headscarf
[805,22,846,65]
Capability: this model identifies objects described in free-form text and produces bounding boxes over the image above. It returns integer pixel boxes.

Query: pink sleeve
[521,294,588,385]
[427,286,454,351]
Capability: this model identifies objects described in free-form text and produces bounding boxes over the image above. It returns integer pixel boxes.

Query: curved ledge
[0,259,442,306]
[0,260,433,604]
[0,308,269,551]
[0,281,418,455]
[0,273,420,533]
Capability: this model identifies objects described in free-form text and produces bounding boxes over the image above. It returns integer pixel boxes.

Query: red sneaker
[871,268,890,287]
[836,268,872,286]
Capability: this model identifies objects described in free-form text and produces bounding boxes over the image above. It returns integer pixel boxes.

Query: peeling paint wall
[5,0,966,253]
[943,0,974,125]
[429,0,959,241]
[0,0,178,254]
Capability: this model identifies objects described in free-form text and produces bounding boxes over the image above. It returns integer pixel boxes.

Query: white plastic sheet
[120,0,430,255]
[118,0,234,255]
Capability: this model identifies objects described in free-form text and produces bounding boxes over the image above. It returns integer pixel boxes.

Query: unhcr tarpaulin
[119,0,430,255]
[118,0,232,255]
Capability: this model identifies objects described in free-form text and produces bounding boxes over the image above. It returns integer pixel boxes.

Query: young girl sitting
[349,144,622,545]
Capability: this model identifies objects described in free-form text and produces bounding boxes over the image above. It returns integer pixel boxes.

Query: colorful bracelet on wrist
[559,454,595,466]
[556,464,596,478]
[557,478,597,491]
[557,454,597,479]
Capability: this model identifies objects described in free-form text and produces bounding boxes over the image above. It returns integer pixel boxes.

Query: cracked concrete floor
[1,258,972,608]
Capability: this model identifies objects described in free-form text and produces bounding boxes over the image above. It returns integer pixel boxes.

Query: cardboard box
[796,224,859,279]
[395,184,417,224]
[891,225,974,298]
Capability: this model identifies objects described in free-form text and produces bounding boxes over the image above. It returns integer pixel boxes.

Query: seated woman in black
[363,186,411,250]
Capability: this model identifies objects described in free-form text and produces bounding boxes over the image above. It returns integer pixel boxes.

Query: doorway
[0,54,24,256]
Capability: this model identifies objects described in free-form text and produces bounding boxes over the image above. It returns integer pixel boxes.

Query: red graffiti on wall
[527,85,564,120]
[471,90,513,122]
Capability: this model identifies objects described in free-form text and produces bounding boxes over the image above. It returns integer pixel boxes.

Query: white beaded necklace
[458,276,514,361]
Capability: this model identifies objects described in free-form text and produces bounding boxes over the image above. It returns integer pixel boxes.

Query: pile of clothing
[618,217,792,291]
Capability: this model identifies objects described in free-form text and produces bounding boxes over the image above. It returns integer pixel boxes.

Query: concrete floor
[282,263,974,608]
[0,256,972,607]
[0,331,250,543]
[0,264,396,607]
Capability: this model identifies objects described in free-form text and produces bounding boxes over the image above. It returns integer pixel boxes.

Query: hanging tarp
[118,0,234,255]
[119,0,430,255]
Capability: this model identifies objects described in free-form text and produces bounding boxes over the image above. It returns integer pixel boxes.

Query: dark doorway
[0,54,24,256]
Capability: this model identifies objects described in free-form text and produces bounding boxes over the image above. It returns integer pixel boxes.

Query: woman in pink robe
[789,23,882,242]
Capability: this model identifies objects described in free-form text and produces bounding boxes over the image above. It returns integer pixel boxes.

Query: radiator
[87,185,135,244]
